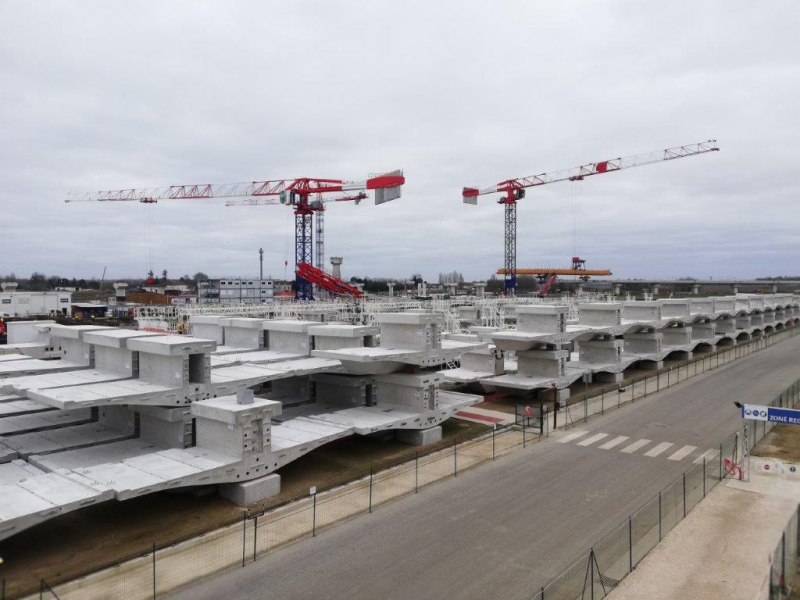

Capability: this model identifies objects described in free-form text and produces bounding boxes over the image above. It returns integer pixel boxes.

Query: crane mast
[463,140,719,295]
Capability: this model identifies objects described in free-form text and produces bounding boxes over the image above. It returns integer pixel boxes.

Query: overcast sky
[2,1,799,283]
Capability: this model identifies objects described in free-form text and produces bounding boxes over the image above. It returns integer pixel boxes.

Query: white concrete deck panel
[0,408,92,435]
[27,379,181,409]
[0,369,131,395]
[313,341,487,374]
[307,324,379,338]
[0,459,45,483]
[30,441,240,501]
[127,335,216,356]
[210,349,307,366]
[31,439,160,470]
[1,422,133,458]
[82,329,162,348]
[480,370,584,392]
[270,417,353,452]
[0,349,31,359]
[439,367,499,384]
[0,470,112,541]
[0,358,87,379]
[0,398,53,417]
[41,324,114,340]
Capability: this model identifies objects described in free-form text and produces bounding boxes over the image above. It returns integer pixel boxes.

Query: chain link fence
[13,326,799,600]
[766,506,799,600]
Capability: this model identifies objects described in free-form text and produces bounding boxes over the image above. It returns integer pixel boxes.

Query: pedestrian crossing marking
[599,435,629,450]
[577,433,609,447]
[558,430,589,443]
[644,442,674,457]
[621,439,651,454]
[668,445,697,461]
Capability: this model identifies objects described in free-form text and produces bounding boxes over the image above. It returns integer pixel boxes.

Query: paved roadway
[167,337,800,600]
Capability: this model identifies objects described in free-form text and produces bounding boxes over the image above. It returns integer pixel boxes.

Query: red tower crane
[66,172,403,300]
[462,140,719,295]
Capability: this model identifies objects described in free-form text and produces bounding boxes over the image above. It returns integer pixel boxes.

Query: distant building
[198,278,274,305]
[0,282,72,317]
[70,303,108,320]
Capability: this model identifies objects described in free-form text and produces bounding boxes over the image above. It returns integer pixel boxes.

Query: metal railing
[527,375,800,600]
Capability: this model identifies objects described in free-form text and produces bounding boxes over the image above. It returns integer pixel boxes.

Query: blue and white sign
[742,404,800,425]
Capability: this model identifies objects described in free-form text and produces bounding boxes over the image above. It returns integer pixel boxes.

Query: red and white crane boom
[462,140,719,295]
[66,172,403,300]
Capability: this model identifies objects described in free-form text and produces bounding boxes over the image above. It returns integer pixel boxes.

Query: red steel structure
[463,140,720,295]
[66,172,404,300]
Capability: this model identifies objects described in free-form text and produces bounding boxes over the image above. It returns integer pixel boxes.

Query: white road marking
[558,430,589,443]
[644,442,674,457]
[668,445,697,461]
[577,433,609,447]
[693,449,718,465]
[621,439,651,454]
[599,435,630,450]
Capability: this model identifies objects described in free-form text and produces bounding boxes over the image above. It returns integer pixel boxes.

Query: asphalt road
[167,337,800,600]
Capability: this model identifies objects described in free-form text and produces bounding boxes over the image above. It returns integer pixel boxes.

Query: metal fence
[527,375,800,600]
[14,326,799,600]
[766,505,799,600]
[20,424,542,600]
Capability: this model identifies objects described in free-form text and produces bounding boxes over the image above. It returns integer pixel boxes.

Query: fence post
[253,516,258,562]
[312,491,317,537]
[658,492,662,541]
[629,516,633,572]
[492,425,496,460]
[683,472,687,518]
[703,457,706,497]
[454,438,458,475]
[668,368,671,387]
[782,530,786,593]
[415,452,419,493]
[719,442,723,481]
[152,542,156,600]
[242,512,247,567]
[369,467,374,513]
[522,420,526,448]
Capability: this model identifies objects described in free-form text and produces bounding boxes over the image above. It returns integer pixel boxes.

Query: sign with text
[742,404,800,425]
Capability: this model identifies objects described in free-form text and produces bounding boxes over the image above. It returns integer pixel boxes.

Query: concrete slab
[219,473,281,505]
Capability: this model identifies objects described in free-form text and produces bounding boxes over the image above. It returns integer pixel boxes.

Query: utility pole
[259,248,264,280]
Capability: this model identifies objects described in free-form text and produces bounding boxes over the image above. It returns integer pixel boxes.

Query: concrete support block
[689,299,715,314]
[219,473,281,506]
[397,425,442,446]
[376,372,440,412]
[578,303,623,327]
[624,332,662,354]
[268,376,312,404]
[376,312,443,351]
[189,315,225,344]
[579,338,624,364]
[637,360,663,371]
[662,326,692,346]
[736,315,752,330]
[517,349,568,378]
[311,373,376,407]
[691,322,716,340]
[221,318,267,350]
[659,299,690,319]
[515,305,568,334]
[623,302,661,322]
[594,372,623,383]
[669,350,693,360]
[262,321,315,354]
[459,346,504,376]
